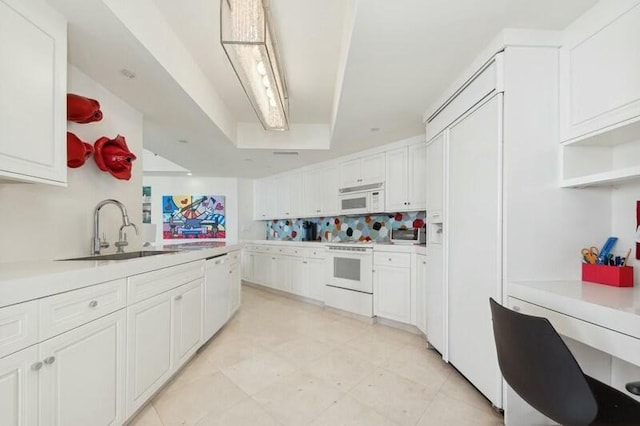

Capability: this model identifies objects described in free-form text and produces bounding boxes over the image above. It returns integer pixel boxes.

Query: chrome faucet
[93,199,139,254]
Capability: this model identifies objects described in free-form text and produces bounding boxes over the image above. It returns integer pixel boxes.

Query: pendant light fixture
[220,0,289,131]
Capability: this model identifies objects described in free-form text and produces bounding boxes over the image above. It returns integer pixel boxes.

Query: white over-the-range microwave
[337,182,385,215]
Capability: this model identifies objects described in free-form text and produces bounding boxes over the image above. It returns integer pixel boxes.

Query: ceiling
[48,0,598,178]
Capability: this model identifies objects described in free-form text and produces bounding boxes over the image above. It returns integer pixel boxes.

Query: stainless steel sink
[59,250,177,261]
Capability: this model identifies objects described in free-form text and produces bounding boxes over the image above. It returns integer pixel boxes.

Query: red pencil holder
[582,263,634,287]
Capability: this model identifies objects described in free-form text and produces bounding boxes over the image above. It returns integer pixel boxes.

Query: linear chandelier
[220,0,289,131]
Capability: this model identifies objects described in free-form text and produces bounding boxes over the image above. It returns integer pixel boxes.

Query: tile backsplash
[266,211,426,243]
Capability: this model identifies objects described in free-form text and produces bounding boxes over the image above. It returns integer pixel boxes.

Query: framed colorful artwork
[162,195,226,239]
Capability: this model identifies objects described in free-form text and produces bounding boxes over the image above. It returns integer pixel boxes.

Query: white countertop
[509,280,640,339]
[0,242,240,309]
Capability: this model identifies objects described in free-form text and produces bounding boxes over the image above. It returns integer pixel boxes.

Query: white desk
[506,280,640,425]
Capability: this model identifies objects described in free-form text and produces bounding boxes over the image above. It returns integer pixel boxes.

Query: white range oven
[324,243,374,317]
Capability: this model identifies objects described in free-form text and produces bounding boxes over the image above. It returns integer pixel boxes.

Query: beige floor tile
[382,344,453,392]
[200,334,270,369]
[271,336,335,367]
[302,347,376,392]
[438,369,496,412]
[417,392,504,426]
[195,397,281,426]
[152,371,247,426]
[128,403,164,426]
[310,319,367,346]
[252,370,345,426]
[162,352,219,394]
[310,394,398,426]
[221,350,299,395]
[345,333,404,366]
[349,368,436,425]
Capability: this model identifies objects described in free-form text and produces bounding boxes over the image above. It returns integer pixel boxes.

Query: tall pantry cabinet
[423,34,605,410]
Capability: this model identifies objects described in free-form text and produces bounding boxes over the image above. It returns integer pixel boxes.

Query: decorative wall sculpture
[67,93,103,123]
[66,132,94,168]
[94,135,137,180]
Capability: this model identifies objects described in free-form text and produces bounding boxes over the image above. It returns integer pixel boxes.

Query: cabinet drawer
[302,248,325,259]
[39,279,126,340]
[128,261,204,304]
[255,245,275,254]
[508,297,640,368]
[374,252,411,268]
[0,300,38,358]
[427,210,443,223]
[227,250,240,265]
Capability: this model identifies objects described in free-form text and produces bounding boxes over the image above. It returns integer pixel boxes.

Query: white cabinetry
[302,167,339,217]
[204,256,230,342]
[425,248,444,352]
[172,279,203,368]
[275,174,303,219]
[254,178,276,220]
[425,133,445,213]
[559,1,640,188]
[385,142,427,211]
[0,346,38,425]
[0,0,67,185]
[230,254,241,314]
[126,291,172,416]
[39,310,126,426]
[414,253,427,335]
[339,153,385,188]
[373,252,412,324]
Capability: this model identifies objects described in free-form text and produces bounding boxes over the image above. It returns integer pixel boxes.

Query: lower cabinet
[274,255,292,293]
[172,279,203,369]
[0,310,126,426]
[241,251,254,282]
[230,259,241,314]
[204,256,230,342]
[126,292,173,417]
[415,254,427,335]
[306,258,325,301]
[374,265,411,324]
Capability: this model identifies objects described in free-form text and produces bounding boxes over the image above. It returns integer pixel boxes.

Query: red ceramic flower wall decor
[67,93,103,123]
[66,132,94,168]
[94,135,137,180]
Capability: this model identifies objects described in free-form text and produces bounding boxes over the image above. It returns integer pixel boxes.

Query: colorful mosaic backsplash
[266,211,426,243]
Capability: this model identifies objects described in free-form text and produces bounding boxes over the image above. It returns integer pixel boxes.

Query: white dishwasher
[203,254,230,342]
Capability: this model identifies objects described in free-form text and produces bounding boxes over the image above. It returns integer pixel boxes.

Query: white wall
[238,178,264,241]
[142,176,241,244]
[0,65,143,262]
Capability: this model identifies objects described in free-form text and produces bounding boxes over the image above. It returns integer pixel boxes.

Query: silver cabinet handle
[303,261,308,264]
[422,261,426,265]
[44,356,55,365]
[229,270,232,274]
[272,257,276,260]
[31,362,43,371]
[88,300,98,308]
[175,295,183,301]
[512,306,520,312]
[388,258,392,261]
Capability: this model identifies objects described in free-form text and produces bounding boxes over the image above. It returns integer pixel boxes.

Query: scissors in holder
[581,246,599,264]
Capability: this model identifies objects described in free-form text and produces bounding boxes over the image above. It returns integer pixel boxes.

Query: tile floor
[130,284,504,426]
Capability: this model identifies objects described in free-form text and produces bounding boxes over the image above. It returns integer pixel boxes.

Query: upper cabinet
[426,133,445,213]
[302,166,339,218]
[385,142,427,212]
[0,0,67,185]
[339,153,385,188]
[559,0,640,187]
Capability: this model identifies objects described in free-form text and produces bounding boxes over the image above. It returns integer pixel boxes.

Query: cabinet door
[306,258,325,302]
[126,292,172,416]
[204,257,230,341]
[560,2,640,141]
[172,279,203,369]
[289,174,303,218]
[339,158,362,188]
[230,261,241,314]
[0,345,38,426]
[415,255,427,335]
[302,169,322,216]
[0,0,66,185]
[254,180,267,220]
[253,254,269,286]
[39,310,126,426]
[290,258,308,296]
[448,94,502,407]
[425,248,444,354]
[408,142,427,210]
[426,133,445,212]
[361,153,385,185]
[274,255,292,293]
[385,148,409,211]
[373,266,411,324]
[321,166,340,216]
[241,251,254,282]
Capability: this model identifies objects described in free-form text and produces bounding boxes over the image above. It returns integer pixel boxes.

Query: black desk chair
[489,298,640,426]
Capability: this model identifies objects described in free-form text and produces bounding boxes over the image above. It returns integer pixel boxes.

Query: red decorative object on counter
[66,132,94,168]
[582,263,634,287]
[94,135,137,180]
[67,93,103,123]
